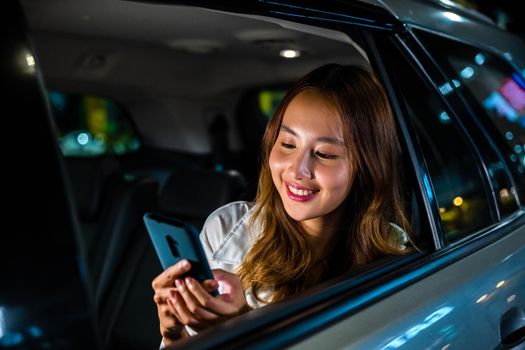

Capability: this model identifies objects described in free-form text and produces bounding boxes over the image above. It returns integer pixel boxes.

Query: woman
[152,64,412,344]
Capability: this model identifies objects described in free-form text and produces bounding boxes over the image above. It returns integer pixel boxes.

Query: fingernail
[181,260,190,269]
[175,279,184,291]
[185,277,195,288]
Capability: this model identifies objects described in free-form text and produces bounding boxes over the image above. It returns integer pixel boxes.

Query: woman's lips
[285,183,318,202]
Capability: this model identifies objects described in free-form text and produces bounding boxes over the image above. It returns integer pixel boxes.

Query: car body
[2,0,525,349]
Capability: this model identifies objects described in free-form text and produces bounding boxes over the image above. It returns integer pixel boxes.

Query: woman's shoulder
[200,201,256,265]
[203,201,254,231]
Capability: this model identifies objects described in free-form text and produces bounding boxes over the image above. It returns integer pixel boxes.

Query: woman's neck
[300,210,344,262]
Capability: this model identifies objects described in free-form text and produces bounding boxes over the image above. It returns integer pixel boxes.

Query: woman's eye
[281,142,295,149]
[315,151,337,159]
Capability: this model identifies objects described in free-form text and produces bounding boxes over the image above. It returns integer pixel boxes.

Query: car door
[289,28,525,349]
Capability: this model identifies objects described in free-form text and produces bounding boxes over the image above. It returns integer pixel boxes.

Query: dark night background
[452,0,525,42]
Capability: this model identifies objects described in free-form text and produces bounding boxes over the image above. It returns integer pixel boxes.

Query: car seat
[65,155,159,347]
[158,168,248,230]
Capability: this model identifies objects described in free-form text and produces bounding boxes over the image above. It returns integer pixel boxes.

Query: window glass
[380,35,494,242]
[258,89,286,119]
[415,30,524,213]
[48,91,140,157]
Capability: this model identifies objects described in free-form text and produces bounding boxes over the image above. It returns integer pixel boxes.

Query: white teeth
[288,185,314,196]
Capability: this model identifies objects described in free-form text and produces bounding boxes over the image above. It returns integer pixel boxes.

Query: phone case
[143,212,215,285]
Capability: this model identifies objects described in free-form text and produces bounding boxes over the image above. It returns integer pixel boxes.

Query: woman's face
[269,90,354,234]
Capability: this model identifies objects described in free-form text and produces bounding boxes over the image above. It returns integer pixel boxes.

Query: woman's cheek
[269,148,284,173]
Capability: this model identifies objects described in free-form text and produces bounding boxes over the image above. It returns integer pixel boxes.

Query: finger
[175,279,201,315]
[170,290,200,326]
[175,281,220,323]
[154,287,178,305]
[159,304,177,321]
[201,279,219,293]
[161,301,184,340]
[175,279,219,321]
[183,278,222,320]
[152,259,191,290]
[186,277,216,307]
[166,296,182,321]
[185,277,239,316]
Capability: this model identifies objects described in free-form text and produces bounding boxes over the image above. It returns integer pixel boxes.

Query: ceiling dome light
[280,49,301,58]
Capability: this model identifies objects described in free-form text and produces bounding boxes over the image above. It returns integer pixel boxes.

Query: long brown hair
[237,64,411,303]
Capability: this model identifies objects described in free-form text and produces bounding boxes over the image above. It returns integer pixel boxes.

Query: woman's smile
[285,182,319,202]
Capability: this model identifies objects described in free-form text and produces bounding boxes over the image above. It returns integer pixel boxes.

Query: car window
[414,30,525,213]
[48,91,141,157]
[380,35,495,243]
[258,89,287,119]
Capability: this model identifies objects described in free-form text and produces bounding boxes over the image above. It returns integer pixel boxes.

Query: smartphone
[143,212,218,296]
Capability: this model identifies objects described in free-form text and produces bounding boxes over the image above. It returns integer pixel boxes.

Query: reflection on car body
[2,0,525,349]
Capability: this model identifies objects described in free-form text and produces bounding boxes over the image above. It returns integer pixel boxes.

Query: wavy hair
[237,64,411,303]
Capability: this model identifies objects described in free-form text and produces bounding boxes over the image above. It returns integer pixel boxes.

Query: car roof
[22,0,525,64]
[368,0,525,65]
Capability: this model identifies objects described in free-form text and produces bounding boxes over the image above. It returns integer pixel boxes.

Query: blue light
[474,53,485,65]
[505,131,514,140]
[439,82,453,95]
[0,307,4,338]
[0,332,24,347]
[77,132,90,146]
[381,306,454,349]
[452,79,461,88]
[512,71,525,89]
[439,111,451,123]
[27,326,43,338]
[510,154,517,162]
[460,66,474,79]
[515,145,523,154]
[48,91,66,111]
[423,173,434,202]
[483,91,518,122]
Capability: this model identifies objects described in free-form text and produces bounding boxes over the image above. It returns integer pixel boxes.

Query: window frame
[409,26,525,210]
[378,29,511,244]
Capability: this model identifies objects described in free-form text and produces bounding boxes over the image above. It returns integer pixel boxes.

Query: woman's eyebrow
[280,124,345,146]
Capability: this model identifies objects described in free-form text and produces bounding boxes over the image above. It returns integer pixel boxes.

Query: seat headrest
[66,155,121,221]
[158,169,246,219]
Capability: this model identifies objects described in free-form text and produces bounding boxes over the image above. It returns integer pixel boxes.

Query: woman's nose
[290,151,312,179]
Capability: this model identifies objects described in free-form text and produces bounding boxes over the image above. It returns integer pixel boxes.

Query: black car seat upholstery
[65,155,159,347]
[158,168,248,230]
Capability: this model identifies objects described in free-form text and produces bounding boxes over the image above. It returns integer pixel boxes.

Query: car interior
[20,0,427,348]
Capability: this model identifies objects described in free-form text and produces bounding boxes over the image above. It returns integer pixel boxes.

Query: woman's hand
[152,259,218,345]
[169,268,251,332]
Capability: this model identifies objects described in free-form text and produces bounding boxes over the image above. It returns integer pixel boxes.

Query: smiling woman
[152,64,413,345]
